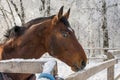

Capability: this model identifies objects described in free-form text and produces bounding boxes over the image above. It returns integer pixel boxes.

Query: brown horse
[0,6,87,80]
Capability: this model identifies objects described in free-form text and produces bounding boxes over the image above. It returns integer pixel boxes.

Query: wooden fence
[84,48,120,60]
[0,59,58,80]
[65,50,119,80]
[65,59,118,80]
[0,50,119,80]
[0,59,57,74]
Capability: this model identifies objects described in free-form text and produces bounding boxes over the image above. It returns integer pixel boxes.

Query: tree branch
[20,0,25,25]
[6,0,16,26]
[0,6,9,29]
[9,0,22,25]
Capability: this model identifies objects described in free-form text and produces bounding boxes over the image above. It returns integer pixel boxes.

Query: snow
[42,60,56,74]
[87,61,120,80]
[0,58,36,62]
[37,60,56,80]
[36,57,120,80]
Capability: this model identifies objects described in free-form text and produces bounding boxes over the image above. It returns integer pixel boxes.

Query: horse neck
[19,21,53,59]
[3,20,52,60]
[0,44,4,60]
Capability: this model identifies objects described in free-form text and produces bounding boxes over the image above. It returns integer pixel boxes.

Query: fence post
[107,65,114,80]
[107,51,115,80]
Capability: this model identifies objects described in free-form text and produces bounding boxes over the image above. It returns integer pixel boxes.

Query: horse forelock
[60,17,70,27]
[60,17,74,32]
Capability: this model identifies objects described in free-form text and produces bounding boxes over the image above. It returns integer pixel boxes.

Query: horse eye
[62,32,68,37]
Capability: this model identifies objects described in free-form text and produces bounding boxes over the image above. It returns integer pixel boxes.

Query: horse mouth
[72,62,86,72]
[72,66,85,72]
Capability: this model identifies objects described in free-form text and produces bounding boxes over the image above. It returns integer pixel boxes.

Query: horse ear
[52,6,64,25]
[57,6,64,20]
[63,8,70,19]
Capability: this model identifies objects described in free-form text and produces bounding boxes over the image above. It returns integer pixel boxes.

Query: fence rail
[0,59,44,74]
[85,48,120,50]
[0,59,57,75]
[65,59,118,80]
[0,50,119,80]
[64,50,120,80]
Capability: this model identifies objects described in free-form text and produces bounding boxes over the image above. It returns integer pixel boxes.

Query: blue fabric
[38,73,55,80]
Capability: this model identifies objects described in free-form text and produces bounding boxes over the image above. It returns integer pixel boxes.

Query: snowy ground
[37,56,120,80]
[86,60,120,80]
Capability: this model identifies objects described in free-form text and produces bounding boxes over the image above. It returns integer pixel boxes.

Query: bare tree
[20,0,25,25]
[9,0,25,25]
[101,0,109,57]
[39,0,51,16]
[0,5,9,29]
[6,0,16,25]
[46,0,50,16]
[40,0,45,10]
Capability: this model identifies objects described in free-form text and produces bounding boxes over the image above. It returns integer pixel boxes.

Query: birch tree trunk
[39,0,50,17]
[102,0,109,58]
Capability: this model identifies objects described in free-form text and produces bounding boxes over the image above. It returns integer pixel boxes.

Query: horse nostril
[81,60,86,69]
[73,61,86,71]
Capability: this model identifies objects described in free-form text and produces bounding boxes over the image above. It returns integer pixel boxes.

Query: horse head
[45,6,87,72]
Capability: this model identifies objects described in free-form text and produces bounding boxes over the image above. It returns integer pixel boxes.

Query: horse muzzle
[72,60,86,72]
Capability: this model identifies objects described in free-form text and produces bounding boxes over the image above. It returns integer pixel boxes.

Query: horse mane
[4,26,26,39]
[23,15,55,28]
[4,15,55,40]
